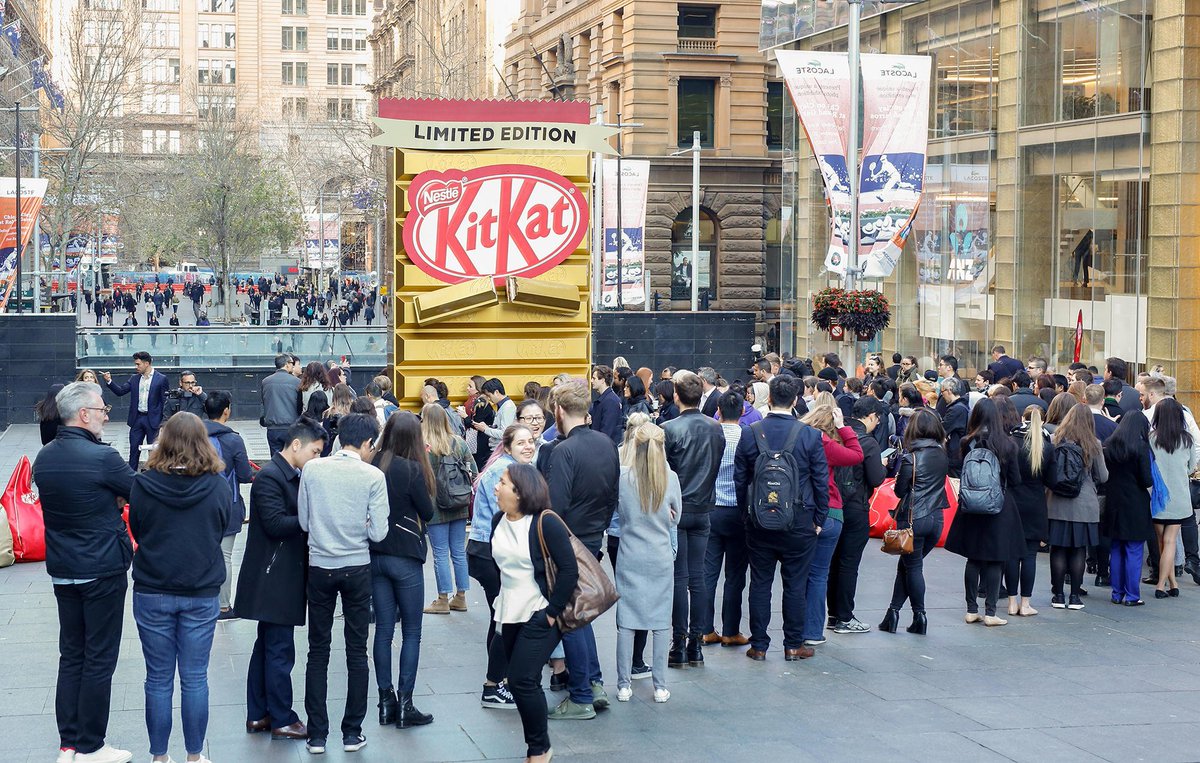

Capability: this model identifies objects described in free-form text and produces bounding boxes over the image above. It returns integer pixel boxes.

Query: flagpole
[14,100,21,314]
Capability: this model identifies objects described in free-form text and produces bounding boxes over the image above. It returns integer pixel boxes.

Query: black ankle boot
[686,636,704,667]
[396,691,433,728]
[879,608,900,633]
[668,635,687,668]
[906,611,928,635]
[378,687,397,725]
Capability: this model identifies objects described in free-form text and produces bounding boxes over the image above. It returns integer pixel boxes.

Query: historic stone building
[503,0,784,345]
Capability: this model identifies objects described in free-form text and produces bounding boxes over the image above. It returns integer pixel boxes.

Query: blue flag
[1,21,19,58]
[29,57,46,91]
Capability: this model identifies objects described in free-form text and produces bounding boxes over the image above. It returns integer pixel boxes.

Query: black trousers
[502,615,562,758]
[127,414,159,472]
[304,565,371,742]
[54,574,127,755]
[673,512,711,639]
[468,551,507,684]
[247,621,299,728]
[827,507,870,623]
[746,522,818,651]
[266,428,290,456]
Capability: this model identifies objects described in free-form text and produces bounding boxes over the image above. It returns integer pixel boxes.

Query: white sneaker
[55,750,75,763]
[653,689,671,703]
[615,687,633,702]
[73,745,133,763]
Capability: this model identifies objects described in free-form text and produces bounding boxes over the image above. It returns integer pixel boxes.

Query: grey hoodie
[298,450,389,569]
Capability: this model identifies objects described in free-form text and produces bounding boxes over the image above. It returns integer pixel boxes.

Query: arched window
[671,207,717,303]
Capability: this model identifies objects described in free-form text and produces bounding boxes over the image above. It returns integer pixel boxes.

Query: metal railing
[76,325,389,370]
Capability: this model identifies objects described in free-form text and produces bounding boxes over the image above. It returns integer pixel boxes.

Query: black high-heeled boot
[396,691,433,728]
[668,634,687,668]
[879,607,900,633]
[378,687,397,725]
[906,611,928,635]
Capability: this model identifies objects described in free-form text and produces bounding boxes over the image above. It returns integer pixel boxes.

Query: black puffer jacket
[32,427,137,580]
[894,439,950,523]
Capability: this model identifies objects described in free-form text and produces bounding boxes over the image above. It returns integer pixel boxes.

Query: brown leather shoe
[745,647,767,661]
[246,716,271,733]
[722,633,750,647]
[784,646,815,661]
[701,631,722,645]
[271,721,308,740]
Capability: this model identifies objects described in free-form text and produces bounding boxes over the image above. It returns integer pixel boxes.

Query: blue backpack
[208,434,239,510]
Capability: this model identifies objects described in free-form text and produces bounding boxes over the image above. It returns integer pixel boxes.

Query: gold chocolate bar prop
[413,277,499,325]
[505,276,582,315]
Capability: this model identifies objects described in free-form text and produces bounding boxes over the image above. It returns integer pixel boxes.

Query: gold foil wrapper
[413,277,499,325]
[505,276,582,315]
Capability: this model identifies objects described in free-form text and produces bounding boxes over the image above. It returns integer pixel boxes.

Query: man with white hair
[697,367,720,418]
[33,382,139,763]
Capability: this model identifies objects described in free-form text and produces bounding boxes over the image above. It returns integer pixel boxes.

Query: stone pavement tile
[965,729,1108,763]
[836,669,952,701]
[858,730,1014,763]
[1041,722,1200,763]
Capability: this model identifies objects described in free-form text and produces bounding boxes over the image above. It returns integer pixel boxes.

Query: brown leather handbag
[536,510,620,632]
[882,451,916,555]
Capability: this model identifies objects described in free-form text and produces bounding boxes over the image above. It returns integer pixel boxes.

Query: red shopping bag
[122,504,138,552]
[3,456,46,562]
[868,476,958,548]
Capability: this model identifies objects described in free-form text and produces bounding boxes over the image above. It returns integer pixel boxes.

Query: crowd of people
[81,276,383,329]
[29,344,1200,763]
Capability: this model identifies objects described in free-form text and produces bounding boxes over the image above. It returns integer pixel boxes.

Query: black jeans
[965,560,1004,616]
[607,536,647,666]
[304,565,371,742]
[467,550,507,684]
[702,505,749,637]
[246,621,299,728]
[673,512,711,639]
[1005,538,1041,599]
[54,574,127,754]
[266,428,290,456]
[828,507,870,623]
[127,414,159,472]
[502,614,562,758]
[889,513,942,613]
[746,521,818,651]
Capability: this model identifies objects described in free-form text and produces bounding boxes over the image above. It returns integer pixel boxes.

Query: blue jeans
[427,520,469,595]
[371,554,425,693]
[802,516,843,641]
[562,538,602,704]
[132,592,220,756]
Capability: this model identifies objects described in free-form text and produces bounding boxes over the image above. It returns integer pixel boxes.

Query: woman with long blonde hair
[419,403,478,615]
[613,421,681,703]
[1003,401,1055,616]
[798,400,863,645]
[606,411,654,681]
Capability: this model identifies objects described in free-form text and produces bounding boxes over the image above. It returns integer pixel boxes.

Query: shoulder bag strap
[908,451,917,526]
[536,511,557,590]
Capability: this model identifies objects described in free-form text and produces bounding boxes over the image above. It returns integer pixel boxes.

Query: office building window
[282,0,305,14]
[326,63,338,85]
[354,0,365,13]
[766,80,783,149]
[354,28,366,51]
[295,26,307,49]
[281,61,294,85]
[282,26,294,49]
[143,0,180,10]
[327,28,338,50]
[341,63,353,85]
[295,61,308,85]
[326,97,339,120]
[678,5,716,38]
[198,0,233,11]
[326,0,337,12]
[283,96,309,119]
[354,63,367,85]
[341,28,354,51]
[677,78,715,147]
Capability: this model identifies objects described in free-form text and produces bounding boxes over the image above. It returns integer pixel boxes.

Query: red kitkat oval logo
[403,164,589,284]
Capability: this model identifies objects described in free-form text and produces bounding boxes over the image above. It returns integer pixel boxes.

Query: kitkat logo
[403,164,588,284]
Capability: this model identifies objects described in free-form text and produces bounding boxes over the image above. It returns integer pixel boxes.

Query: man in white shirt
[1140,375,1200,465]
[102,351,169,471]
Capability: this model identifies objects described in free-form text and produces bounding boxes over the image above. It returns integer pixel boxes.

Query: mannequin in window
[1071,229,1095,288]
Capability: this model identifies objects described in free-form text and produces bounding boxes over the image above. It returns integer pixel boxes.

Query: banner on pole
[1073,309,1083,363]
[775,50,854,276]
[857,53,931,278]
[0,177,48,310]
[913,163,991,298]
[601,159,649,307]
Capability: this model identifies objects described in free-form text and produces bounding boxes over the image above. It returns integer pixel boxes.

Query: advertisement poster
[601,159,649,307]
[775,50,854,275]
[913,163,991,297]
[0,177,48,309]
[302,213,340,270]
[857,53,931,278]
[671,249,710,301]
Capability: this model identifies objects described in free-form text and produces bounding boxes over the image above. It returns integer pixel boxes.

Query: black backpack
[958,445,1004,515]
[1050,441,1086,498]
[748,421,803,531]
[433,451,473,513]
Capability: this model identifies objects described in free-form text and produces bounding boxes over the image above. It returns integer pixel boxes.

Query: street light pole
[690,130,700,312]
[14,101,22,313]
[846,0,862,293]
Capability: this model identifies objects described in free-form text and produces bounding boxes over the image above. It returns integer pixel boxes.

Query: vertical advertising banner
[601,159,649,307]
[775,50,854,275]
[914,163,991,297]
[302,213,340,270]
[0,177,49,310]
[857,53,931,278]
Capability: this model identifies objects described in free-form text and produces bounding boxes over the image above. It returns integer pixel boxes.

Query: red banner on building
[0,177,48,310]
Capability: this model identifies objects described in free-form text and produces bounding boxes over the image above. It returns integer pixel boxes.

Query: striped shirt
[713,422,743,508]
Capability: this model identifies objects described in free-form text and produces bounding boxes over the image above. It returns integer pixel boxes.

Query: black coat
[894,439,950,523]
[941,397,970,477]
[944,436,1027,562]
[235,452,308,626]
[32,427,137,580]
[1100,446,1155,543]
[1010,390,1048,415]
[369,454,435,562]
[835,418,886,514]
[1007,426,1054,543]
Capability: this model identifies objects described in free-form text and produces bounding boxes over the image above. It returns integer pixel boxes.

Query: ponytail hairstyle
[1023,405,1045,477]
[620,421,669,514]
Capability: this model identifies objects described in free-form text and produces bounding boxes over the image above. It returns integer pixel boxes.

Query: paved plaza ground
[3,421,1200,762]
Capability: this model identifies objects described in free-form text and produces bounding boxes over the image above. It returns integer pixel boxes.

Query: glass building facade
[770,0,1185,387]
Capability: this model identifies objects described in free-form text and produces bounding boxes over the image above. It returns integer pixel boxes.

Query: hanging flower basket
[811,287,891,340]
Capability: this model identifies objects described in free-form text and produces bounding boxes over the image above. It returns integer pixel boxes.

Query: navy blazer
[734,412,831,529]
[107,370,170,428]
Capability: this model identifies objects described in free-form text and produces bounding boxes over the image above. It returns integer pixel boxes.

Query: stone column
[991,0,1023,352]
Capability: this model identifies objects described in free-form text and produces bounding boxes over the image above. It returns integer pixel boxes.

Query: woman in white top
[490,463,578,763]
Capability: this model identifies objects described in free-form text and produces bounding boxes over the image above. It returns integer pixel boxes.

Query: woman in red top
[798,398,864,646]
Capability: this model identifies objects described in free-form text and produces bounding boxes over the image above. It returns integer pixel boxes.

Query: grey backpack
[957,446,1004,515]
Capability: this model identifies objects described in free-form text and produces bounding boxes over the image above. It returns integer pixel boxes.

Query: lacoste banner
[775,50,855,275]
[857,54,931,278]
[600,159,649,307]
[0,177,48,310]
